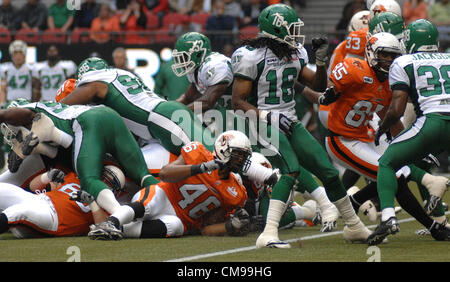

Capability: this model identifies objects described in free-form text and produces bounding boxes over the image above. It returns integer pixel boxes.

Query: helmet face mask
[214,131,252,173]
[172,32,211,77]
[366,32,403,77]
[259,4,305,49]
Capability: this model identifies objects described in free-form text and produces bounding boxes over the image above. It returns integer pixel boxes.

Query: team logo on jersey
[227,186,238,197]
[206,67,215,80]
[363,76,373,84]
[352,60,364,70]
[267,57,278,65]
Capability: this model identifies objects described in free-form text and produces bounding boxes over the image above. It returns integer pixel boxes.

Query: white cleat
[319,203,339,232]
[256,233,291,249]
[343,220,371,243]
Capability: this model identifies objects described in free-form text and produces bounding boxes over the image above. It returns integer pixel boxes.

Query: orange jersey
[45,172,94,236]
[158,142,247,231]
[328,58,392,142]
[329,28,368,74]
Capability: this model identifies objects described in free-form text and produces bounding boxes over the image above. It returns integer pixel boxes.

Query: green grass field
[0,182,448,263]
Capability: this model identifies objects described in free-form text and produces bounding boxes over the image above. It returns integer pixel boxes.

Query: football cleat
[320,221,337,232]
[367,217,399,246]
[256,233,291,249]
[343,220,371,243]
[88,221,123,241]
[422,175,449,215]
[318,203,339,232]
[415,228,431,236]
[429,220,450,242]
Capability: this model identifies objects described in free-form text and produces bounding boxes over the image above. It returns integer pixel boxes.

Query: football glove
[7,150,23,173]
[318,87,341,105]
[200,159,226,173]
[70,190,95,205]
[225,207,250,236]
[47,168,66,184]
[262,111,294,137]
[312,37,329,66]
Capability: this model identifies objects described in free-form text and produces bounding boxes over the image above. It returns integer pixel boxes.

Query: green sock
[408,164,426,183]
[270,174,296,203]
[296,167,320,194]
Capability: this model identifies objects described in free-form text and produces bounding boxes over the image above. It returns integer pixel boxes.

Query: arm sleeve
[389,59,411,91]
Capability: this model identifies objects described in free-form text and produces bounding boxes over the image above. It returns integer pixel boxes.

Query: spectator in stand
[19,0,48,31]
[90,4,121,44]
[169,0,194,14]
[141,0,169,28]
[428,0,450,26]
[74,0,100,28]
[223,0,242,19]
[403,0,428,25]
[112,47,141,78]
[174,14,201,37]
[0,0,19,31]
[206,0,236,46]
[241,0,268,27]
[47,0,75,32]
[120,0,147,31]
[192,0,212,13]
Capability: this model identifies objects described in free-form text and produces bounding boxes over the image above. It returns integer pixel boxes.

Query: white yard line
[164,212,450,262]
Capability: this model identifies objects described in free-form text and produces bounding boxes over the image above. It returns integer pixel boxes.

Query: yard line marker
[164,212,450,262]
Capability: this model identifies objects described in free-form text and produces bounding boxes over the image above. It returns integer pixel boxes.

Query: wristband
[40,172,51,184]
[190,164,203,176]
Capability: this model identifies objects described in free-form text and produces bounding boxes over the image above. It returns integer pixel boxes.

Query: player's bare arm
[177,83,201,106]
[0,107,35,127]
[60,81,107,105]
[0,78,7,106]
[159,154,190,183]
[377,89,409,135]
[31,77,41,102]
[231,77,259,114]
[299,63,328,92]
[189,83,229,112]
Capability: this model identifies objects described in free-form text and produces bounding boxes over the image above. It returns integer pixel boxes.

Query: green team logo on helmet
[172,32,212,77]
[402,19,439,54]
[76,57,109,80]
[368,12,405,39]
[258,4,305,48]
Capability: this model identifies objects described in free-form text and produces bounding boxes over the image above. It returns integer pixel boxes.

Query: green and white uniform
[232,45,346,203]
[0,62,34,101]
[32,60,77,101]
[378,52,450,209]
[17,101,157,199]
[77,68,214,154]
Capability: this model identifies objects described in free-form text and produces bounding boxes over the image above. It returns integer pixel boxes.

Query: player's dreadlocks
[241,37,296,61]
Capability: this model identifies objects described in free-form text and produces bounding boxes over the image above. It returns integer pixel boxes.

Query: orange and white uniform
[0,172,94,238]
[320,28,369,129]
[129,141,247,237]
[324,57,410,180]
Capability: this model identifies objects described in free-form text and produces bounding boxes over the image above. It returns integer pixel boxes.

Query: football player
[0,99,160,240]
[60,57,215,154]
[0,165,124,238]
[89,131,251,239]
[231,4,369,248]
[368,19,450,245]
[326,32,449,238]
[172,31,339,233]
[32,45,77,101]
[0,40,37,105]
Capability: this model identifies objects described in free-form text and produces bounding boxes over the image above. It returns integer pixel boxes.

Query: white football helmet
[102,165,126,192]
[370,0,401,18]
[348,10,370,32]
[365,32,403,74]
[214,130,252,173]
[9,40,27,56]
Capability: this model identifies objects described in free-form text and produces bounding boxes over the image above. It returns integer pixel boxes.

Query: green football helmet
[368,12,405,39]
[76,57,109,80]
[172,32,212,77]
[402,19,439,54]
[258,4,305,48]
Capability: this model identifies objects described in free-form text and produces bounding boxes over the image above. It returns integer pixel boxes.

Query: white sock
[291,203,305,220]
[333,195,359,226]
[111,205,135,226]
[122,221,143,238]
[311,186,333,210]
[381,207,395,222]
[263,199,286,235]
[96,189,121,215]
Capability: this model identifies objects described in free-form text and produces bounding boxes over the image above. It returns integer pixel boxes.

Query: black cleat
[367,217,399,246]
[429,220,450,242]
